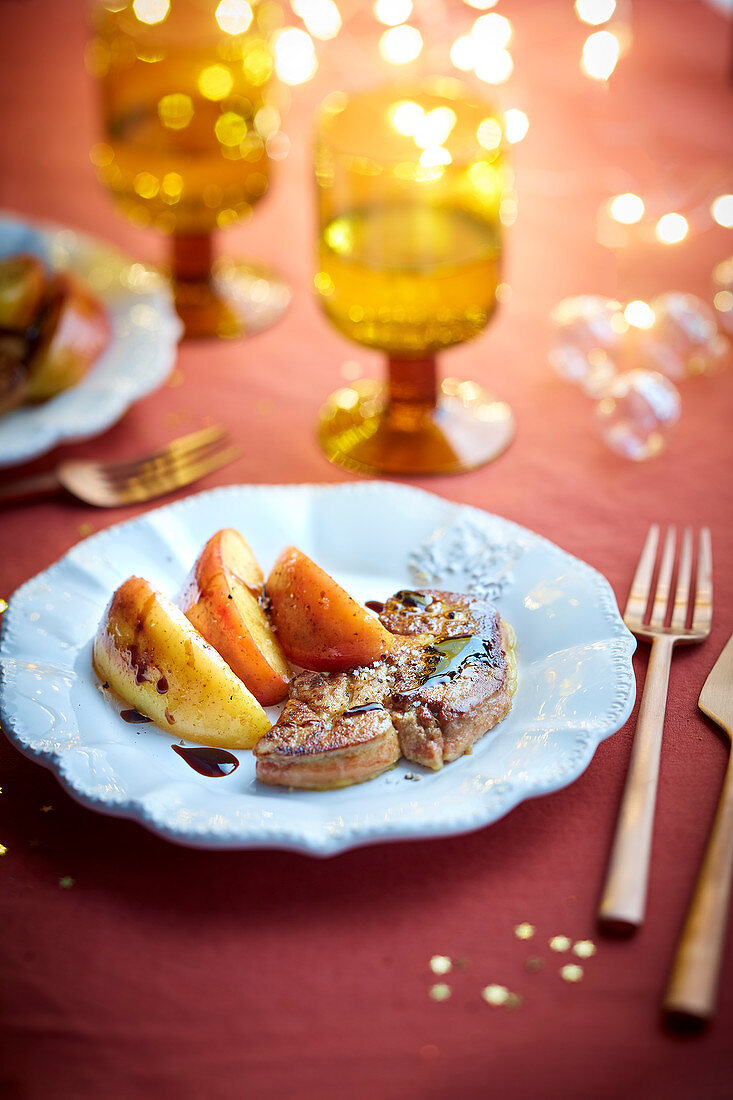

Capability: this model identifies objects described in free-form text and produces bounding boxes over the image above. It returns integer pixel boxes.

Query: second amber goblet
[314,80,514,475]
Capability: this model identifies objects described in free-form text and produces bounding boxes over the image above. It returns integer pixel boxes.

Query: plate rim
[0,481,637,855]
[0,212,182,467]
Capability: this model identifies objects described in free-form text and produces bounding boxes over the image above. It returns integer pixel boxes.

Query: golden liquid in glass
[317,204,501,353]
[91,6,275,235]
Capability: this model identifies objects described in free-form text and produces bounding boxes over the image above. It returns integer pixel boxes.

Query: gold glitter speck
[59,876,75,889]
[0,844,7,856]
[41,805,54,813]
[482,984,510,1006]
[525,956,544,972]
[429,955,452,975]
[514,922,535,940]
[0,598,7,613]
[429,983,451,1001]
[78,523,93,537]
[549,935,571,952]
[560,964,584,982]
[505,993,523,1010]
[166,368,184,388]
[573,940,597,958]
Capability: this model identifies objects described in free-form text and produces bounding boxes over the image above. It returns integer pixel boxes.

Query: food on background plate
[0,254,110,415]
[92,576,270,749]
[266,546,394,672]
[181,528,291,706]
[255,590,516,789]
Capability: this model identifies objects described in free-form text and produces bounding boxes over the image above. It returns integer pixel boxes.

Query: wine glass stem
[386,356,438,423]
[171,233,213,285]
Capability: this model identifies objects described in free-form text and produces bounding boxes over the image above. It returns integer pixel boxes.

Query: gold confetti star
[549,935,571,952]
[59,876,75,889]
[525,956,544,972]
[0,844,7,856]
[573,940,597,959]
[514,922,535,940]
[40,805,54,813]
[429,983,451,1001]
[0,598,7,613]
[429,955,452,975]
[78,523,93,537]
[560,964,584,982]
[482,984,510,1006]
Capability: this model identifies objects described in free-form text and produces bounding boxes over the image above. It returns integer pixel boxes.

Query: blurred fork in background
[599,525,713,933]
[0,426,238,507]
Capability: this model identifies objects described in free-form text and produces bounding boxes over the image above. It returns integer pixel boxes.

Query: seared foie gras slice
[254,664,400,790]
[382,591,515,770]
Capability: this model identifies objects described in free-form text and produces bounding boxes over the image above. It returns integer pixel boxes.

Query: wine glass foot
[317,377,515,476]
[173,258,290,339]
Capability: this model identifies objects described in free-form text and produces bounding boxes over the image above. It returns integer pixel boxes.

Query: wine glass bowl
[314,80,514,475]
[89,0,289,338]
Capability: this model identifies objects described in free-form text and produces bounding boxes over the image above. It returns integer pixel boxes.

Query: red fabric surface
[1,2,732,1097]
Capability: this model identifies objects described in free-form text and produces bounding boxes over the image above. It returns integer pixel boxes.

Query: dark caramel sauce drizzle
[365,600,384,613]
[342,702,384,718]
[398,634,496,699]
[120,708,152,723]
[171,744,239,777]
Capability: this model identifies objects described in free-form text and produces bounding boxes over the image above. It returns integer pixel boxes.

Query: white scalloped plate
[0,213,182,467]
[0,483,636,855]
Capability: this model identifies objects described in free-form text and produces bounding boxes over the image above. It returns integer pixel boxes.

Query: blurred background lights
[293,0,342,40]
[473,47,513,84]
[624,300,656,329]
[608,192,645,224]
[463,0,498,8]
[503,108,529,144]
[472,12,512,48]
[419,146,452,168]
[374,0,413,26]
[655,212,688,243]
[477,117,502,149]
[215,0,252,34]
[133,0,170,24]
[158,93,194,129]
[581,30,620,80]
[198,64,233,100]
[450,35,475,71]
[390,99,424,136]
[413,107,456,148]
[379,24,423,64]
[274,27,318,84]
[575,0,617,25]
[711,194,733,228]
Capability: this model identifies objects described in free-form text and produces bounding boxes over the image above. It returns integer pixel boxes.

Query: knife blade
[699,632,733,736]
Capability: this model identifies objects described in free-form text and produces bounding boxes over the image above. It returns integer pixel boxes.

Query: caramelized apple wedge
[181,528,291,706]
[0,253,45,330]
[25,272,110,402]
[266,546,393,672]
[93,576,271,749]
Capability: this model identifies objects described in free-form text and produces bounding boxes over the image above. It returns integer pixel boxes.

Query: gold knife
[663,632,733,1025]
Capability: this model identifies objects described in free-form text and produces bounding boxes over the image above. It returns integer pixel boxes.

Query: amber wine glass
[314,80,514,475]
[89,0,289,338]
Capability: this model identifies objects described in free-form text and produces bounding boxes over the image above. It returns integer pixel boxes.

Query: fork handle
[598,634,675,931]
[663,752,733,1022]
[0,471,63,504]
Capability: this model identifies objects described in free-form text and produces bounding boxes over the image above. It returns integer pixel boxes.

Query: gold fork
[599,525,713,933]
[0,426,239,507]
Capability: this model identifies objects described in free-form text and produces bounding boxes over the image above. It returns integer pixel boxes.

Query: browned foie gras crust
[254,664,400,790]
[381,590,514,770]
[254,589,515,787]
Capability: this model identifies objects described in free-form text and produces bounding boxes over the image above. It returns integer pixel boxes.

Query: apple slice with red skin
[181,528,292,707]
[265,546,393,672]
[0,253,46,331]
[25,271,110,402]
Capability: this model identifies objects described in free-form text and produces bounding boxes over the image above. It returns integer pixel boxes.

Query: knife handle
[664,753,733,1023]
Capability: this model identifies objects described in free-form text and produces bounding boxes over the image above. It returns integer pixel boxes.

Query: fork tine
[104,433,230,491]
[102,426,225,481]
[118,443,240,504]
[691,527,713,635]
[649,526,676,628]
[670,527,693,630]
[624,525,659,624]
